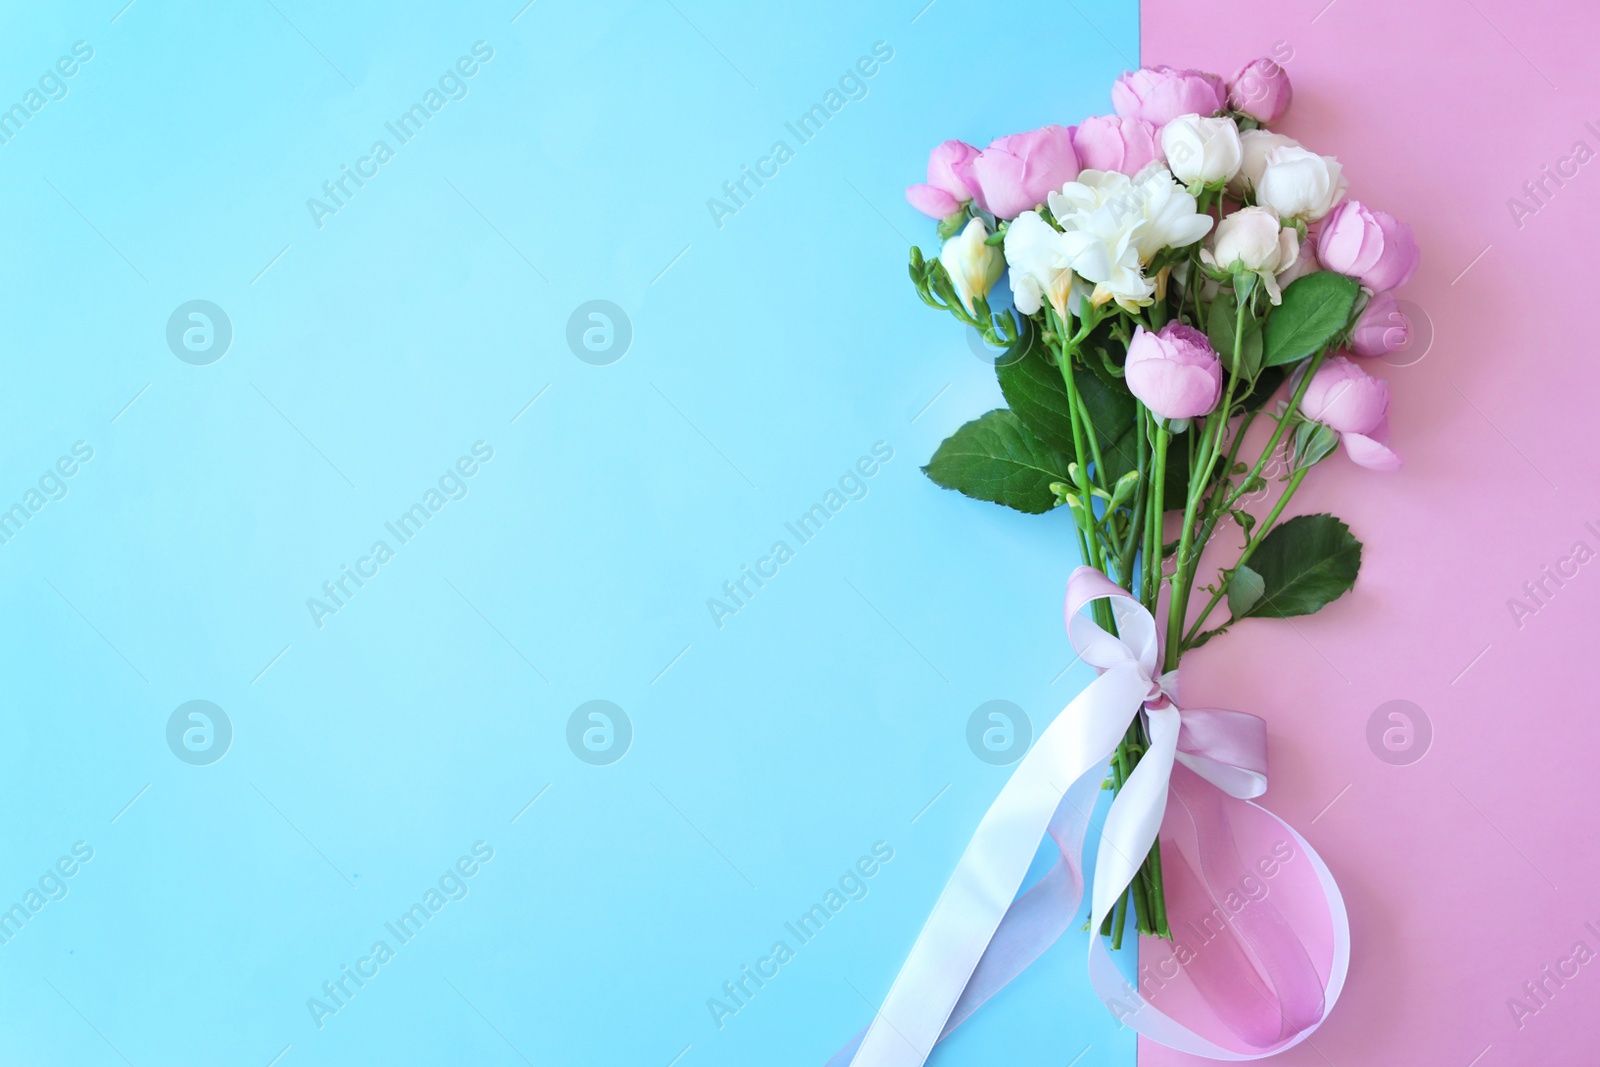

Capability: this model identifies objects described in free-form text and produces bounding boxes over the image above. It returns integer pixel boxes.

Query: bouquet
[837,59,1418,1065]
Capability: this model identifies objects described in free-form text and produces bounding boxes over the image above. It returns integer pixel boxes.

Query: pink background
[1142,1,1600,1064]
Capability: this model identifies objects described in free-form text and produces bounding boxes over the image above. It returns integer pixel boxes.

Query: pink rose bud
[1125,323,1223,422]
[1348,291,1411,358]
[905,139,980,218]
[963,125,1080,219]
[1317,200,1421,292]
[1071,115,1163,175]
[1296,354,1401,470]
[1227,58,1292,124]
[1111,66,1227,128]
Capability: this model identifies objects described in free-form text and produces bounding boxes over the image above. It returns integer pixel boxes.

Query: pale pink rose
[1348,291,1411,358]
[1111,66,1226,127]
[1125,323,1222,421]
[1228,57,1292,124]
[1296,354,1401,470]
[1317,200,1421,292]
[905,139,980,218]
[961,125,1080,219]
[1071,115,1162,175]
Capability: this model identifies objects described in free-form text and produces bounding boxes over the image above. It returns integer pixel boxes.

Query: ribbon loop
[838,566,1348,1067]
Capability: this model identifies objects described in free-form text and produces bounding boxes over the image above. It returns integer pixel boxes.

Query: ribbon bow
[832,567,1348,1066]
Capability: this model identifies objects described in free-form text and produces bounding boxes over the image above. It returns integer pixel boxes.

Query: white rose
[1003,211,1073,317]
[1208,207,1290,272]
[1256,145,1347,222]
[1202,205,1301,303]
[1229,129,1297,195]
[1160,114,1243,186]
[938,217,1005,313]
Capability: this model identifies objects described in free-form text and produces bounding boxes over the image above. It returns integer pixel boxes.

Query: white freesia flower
[1127,163,1214,261]
[1202,205,1300,303]
[1160,114,1243,186]
[1229,129,1298,195]
[1256,144,1347,222]
[1003,211,1073,317]
[1047,171,1152,309]
[1038,166,1215,311]
[938,217,1004,313]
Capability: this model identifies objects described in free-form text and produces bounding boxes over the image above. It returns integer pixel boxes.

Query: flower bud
[938,217,1005,313]
[906,139,980,219]
[1228,58,1292,124]
[1348,291,1411,358]
[1161,114,1244,186]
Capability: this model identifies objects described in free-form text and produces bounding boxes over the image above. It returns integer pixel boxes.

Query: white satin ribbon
[845,570,1348,1065]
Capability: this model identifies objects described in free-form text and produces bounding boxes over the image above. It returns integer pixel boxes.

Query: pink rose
[1071,115,1163,175]
[905,139,980,219]
[1296,354,1401,470]
[1227,58,1292,124]
[1317,200,1421,292]
[1111,66,1227,128]
[960,125,1079,219]
[1125,323,1222,421]
[1348,291,1411,358]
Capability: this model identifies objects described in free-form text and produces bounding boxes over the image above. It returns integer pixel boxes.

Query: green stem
[1216,348,1331,518]
[1146,419,1169,613]
[1117,411,1151,582]
[1183,465,1311,645]
[1162,291,1251,671]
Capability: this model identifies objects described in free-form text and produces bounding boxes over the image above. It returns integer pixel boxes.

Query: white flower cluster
[939,114,1349,317]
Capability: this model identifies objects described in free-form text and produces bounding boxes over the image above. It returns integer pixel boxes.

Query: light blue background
[0,1,1142,1064]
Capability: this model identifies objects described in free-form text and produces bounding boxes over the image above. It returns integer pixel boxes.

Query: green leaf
[1226,564,1265,617]
[1238,513,1363,619]
[995,321,1076,455]
[1161,428,1193,510]
[1261,271,1360,368]
[1074,368,1139,485]
[1236,366,1286,413]
[1292,421,1340,470]
[1207,292,1263,378]
[994,321,1138,484]
[922,409,1073,514]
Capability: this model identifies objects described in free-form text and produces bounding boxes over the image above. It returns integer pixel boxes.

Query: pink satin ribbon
[831,567,1348,1065]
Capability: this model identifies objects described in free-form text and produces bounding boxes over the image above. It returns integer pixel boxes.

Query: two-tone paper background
[0,0,1593,1064]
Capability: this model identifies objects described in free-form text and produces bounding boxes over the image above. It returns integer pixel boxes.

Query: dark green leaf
[1261,271,1360,368]
[994,321,1138,484]
[1236,366,1286,413]
[1238,513,1362,619]
[1161,428,1193,510]
[922,409,1073,514]
[1074,368,1138,485]
[995,321,1076,455]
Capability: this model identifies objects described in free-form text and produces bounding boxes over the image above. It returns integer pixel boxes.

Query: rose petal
[1342,432,1402,471]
